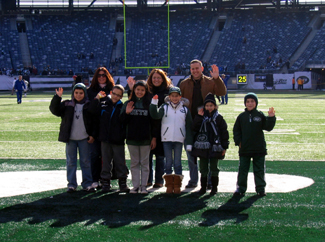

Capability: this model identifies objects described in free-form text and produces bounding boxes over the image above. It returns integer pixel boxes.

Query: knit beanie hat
[73,83,88,98]
[204,92,217,106]
[244,92,258,106]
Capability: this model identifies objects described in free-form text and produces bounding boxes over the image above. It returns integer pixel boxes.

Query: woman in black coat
[87,67,115,189]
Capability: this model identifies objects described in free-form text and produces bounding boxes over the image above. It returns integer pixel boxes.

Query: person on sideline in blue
[150,87,193,194]
[49,83,95,193]
[88,85,130,193]
[179,59,226,188]
[14,75,26,104]
[220,74,230,105]
[233,93,276,197]
[192,93,229,196]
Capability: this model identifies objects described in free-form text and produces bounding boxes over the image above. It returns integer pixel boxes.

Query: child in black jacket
[89,84,130,193]
[49,83,94,193]
[192,93,229,195]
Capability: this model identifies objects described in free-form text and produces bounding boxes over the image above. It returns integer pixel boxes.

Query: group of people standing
[49,59,276,197]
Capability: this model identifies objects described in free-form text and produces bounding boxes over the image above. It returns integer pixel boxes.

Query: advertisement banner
[273,74,293,89]
[294,72,312,89]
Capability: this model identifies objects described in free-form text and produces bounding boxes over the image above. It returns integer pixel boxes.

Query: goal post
[123,0,170,73]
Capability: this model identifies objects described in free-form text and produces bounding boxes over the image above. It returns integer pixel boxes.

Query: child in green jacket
[233,92,276,197]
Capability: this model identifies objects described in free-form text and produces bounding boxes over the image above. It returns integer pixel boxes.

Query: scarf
[194,110,220,150]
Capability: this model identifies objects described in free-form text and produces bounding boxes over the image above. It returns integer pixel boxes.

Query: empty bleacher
[210,10,314,72]
[26,12,115,73]
[1,9,323,76]
[0,16,22,71]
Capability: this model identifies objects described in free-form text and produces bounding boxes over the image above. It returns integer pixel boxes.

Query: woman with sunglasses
[87,67,115,190]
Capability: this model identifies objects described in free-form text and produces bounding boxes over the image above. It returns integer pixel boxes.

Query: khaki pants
[128,145,151,190]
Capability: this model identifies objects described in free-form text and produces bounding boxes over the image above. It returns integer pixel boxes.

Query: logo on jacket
[130,110,148,116]
[197,134,208,142]
[253,116,261,122]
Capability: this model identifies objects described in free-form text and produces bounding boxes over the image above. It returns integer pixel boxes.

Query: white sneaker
[91,182,99,188]
[140,189,148,194]
[130,187,139,194]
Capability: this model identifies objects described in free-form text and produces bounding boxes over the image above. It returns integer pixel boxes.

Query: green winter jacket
[233,108,276,156]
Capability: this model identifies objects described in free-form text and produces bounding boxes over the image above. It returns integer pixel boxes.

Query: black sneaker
[257,191,266,197]
[153,183,163,188]
[67,187,76,193]
[185,184,197,188]
[102,186,111,193]
[233,191,245,197]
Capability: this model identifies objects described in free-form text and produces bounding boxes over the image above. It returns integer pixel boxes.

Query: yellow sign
[237,75,247,84]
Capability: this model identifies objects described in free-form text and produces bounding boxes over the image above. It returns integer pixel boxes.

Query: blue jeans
[221,92,228,104]
[66,139,93,189]
[163,142,183,175]
[186,150,198,186]
[16,90,23,103]
[148,153,165,184]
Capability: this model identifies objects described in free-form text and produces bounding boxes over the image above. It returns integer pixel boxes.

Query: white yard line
[0,171,314,198]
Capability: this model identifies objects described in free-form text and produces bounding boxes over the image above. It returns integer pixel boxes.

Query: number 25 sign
[237,74,247,84]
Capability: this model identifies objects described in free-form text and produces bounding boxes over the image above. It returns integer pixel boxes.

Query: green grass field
[0,90,324,241]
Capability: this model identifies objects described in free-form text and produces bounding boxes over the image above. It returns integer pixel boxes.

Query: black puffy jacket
[49,94,93,143]
[88,97,126,145]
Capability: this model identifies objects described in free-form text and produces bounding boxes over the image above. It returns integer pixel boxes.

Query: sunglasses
[98,74,106,77]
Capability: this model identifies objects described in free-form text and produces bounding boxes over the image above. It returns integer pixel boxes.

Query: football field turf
[0,90,324,241]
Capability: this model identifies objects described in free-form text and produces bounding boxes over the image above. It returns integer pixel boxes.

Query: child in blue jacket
[89,85,130,193]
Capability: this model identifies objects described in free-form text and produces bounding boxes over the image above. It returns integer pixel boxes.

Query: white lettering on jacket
[130,109,148,116]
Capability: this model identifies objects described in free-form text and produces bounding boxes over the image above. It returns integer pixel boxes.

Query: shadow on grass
[0,190,211,230]
[199,195,262,226]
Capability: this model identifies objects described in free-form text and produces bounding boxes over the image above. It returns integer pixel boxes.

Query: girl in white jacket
[149,87,193,194]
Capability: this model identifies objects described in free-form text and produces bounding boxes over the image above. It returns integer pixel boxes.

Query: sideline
[0,171,314,198]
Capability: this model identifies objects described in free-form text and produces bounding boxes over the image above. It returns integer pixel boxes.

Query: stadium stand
[210,10,314,72]
[122,11,213,75]
[26,12,115,74]
[291,21,325,70]
[0,16,22,72]
[0,9,323,76]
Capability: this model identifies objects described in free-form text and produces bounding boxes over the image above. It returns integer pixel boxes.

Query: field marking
[266,129,300,135]
[235,108,273,112]
[0,170,314,198]
[235,103,266,106]
[25,99,52,102]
